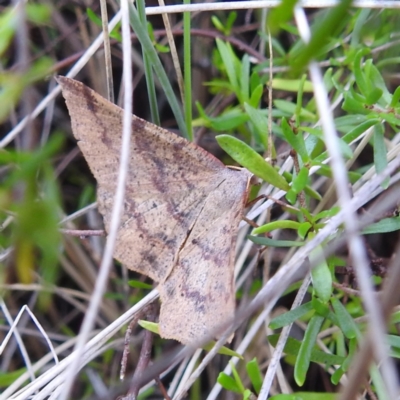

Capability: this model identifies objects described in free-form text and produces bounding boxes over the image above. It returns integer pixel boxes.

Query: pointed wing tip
[56,76,84,96]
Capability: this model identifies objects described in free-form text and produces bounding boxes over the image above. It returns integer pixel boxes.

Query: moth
[57,76,251,344]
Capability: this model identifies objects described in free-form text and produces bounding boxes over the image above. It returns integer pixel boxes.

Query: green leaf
[216,135,290,191]
[216,39,240,97]
[246,358,263,394]
[139,320,160,334]
[269,302,314,330]
[208,109,249,131]
[253,220,301,235]
[309,242,332,303]
[26,3,52,25]
[304,185,323,201]
[240,54,250,103]
[330,298,358,339]
[341,119,380,144]
[311,297,330,318]
[128,280,153,289]
[244,103,268,148]
[314,207,340,221]
[390,86,400,107]
[272,78,314,93]
[291,167,309,195]
[203,343,244,359]
[290,0,353,73]
[267,0,297,34]
[373,123,389,188]
[298,222,312,239]
[274,100,316,121]
[362,217,400,234]
[126,2,187,138]
[0,7,17,57]
[294,315,325,386]
[0,368,26,388]
[248,235,304,248]
[331,367,346,385]
[217,373,242,393]
[281,118,309,163]
[353,48,372,99]
[364,59,391,105]
[249,84,264,108]
[269,393,336,400]
[243,389,254,400]
[230,361,245,393]
[342,92,369,115]
[268,334,344,366]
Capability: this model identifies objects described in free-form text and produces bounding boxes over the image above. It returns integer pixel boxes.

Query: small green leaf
[209,110,249,131]
[274,99,316,120]
[341,119,380,144]
[272,78,314,93]
[87,7,102,25]
[0,368,26,388]
[269,393,336,400]
[390,86,400,107]
[285,189,297,205]
[269,302,314,330]
[331,298,358,339]
[331,366,346,385]
[362,217,400,234]
[268,334,344,366]
[342,92,369,115]
[311,296,330,317]
[267,0,297,34]
[294,315,325,386]
[211,16,225,33]
[373,123,389,188]
[230,361,245,393]
[314,207,340,221]
[291,167,309,194]
[249,84,263,108]
[128,280,153,289]
[26,3,52,25]
[244,103,268,148]
[298,222,312,239]
[309,242,332,304]
[353,48,371,98]
[243,389,254,400]
[246,358,263,394]
[216,39,240,95]
[253,220,301,235]
[248,235,303,248]
[216,135,290,191]
[139,320,160,334]
[240,54,250,103]
[203,343,244,359]
[304,185,323,201]
[290,0,353,73]
[217,372,242,393]
[281,118,309,163]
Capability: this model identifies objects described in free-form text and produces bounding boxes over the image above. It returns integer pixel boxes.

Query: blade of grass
[183,0,193,141]
[124,1,188,138]
[136,0,160,126]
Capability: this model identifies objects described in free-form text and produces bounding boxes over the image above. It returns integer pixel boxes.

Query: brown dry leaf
[57,76,252,344]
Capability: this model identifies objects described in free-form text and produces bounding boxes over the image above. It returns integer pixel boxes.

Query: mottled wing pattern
[59,77,230,282]
[58,76,251,343]
[158,167,251,343]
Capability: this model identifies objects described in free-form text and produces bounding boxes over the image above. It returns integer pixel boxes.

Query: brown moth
[57,76,252,344]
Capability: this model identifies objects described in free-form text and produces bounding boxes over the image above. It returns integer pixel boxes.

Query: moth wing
[57,77,237,283]
[158,168,251,343]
